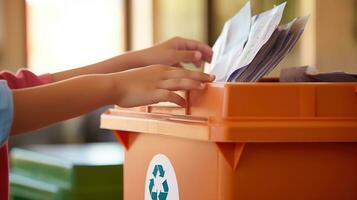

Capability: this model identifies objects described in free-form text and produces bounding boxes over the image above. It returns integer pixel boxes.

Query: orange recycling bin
[100,81,357,200]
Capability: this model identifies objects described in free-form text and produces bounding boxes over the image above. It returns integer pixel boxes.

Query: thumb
[173,50,202,63]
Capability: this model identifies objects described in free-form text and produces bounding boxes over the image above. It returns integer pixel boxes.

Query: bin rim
[101,81,357,143]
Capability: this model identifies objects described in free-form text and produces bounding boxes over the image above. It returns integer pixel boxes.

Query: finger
[174,37,213,63]
[158,79,206,91]
[173,61,201,69]
[174,37,212,55]
[172,50,202,63]
[152,64,178,71]
[165,69,215,82]
[153,89,186,107]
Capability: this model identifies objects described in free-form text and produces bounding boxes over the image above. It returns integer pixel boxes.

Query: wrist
[123,49,150,68]
[101,51,144,73]
[95,74,119,105]
[104,72,126,106]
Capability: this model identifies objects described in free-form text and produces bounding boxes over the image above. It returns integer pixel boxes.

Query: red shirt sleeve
[0,68,53,89]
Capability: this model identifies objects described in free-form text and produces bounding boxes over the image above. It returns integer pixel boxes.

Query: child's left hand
[132,37,213,68]
[52,37,213,82]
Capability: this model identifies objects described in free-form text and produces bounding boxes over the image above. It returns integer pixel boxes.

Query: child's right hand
[11,64,214,134]
[109,64,215,107]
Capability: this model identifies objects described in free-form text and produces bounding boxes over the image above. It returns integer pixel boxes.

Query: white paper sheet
[207,1,251,82]
[227,2,286,79]
[207,1,308,82]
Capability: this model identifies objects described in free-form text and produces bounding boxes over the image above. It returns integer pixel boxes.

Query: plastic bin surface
[101,82,357,200]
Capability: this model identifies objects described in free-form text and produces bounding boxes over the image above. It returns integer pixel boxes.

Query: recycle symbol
[148,164,169,200]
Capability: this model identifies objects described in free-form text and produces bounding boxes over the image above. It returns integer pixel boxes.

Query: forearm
[52,51,146,82]
[11,74,115,135]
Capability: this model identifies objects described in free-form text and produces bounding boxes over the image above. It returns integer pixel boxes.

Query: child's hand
[135,37,213,68]
[110,64,215,107]
[52,37,212,82]
[11,64,214,134]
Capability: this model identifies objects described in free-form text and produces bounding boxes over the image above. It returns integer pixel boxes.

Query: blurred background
[1,0,357,148]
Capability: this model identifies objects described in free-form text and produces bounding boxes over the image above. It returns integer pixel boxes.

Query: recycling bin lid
[101,82,357,143]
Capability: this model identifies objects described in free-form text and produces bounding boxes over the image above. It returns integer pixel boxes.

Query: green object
[149,165,169,200]
[10,143,124,200]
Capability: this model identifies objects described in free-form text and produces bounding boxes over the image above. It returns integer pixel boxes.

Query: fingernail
[194,51,202,60]
[200,83,206,89]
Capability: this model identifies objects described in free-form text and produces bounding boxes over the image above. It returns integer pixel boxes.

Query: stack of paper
[280,66,357,82]
[206,1,309,82]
